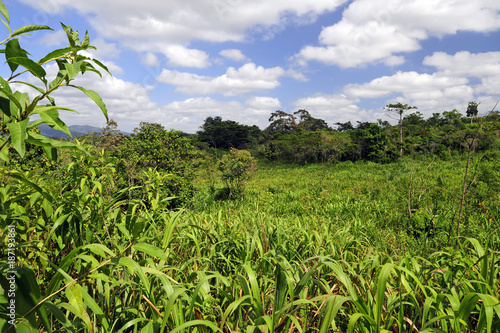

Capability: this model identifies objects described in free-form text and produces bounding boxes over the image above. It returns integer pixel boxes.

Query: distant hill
[38,124,130,139]
[38,124,103,139]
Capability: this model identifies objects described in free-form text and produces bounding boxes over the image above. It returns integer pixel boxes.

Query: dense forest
[1,1,499,331]
[193,105,500,164]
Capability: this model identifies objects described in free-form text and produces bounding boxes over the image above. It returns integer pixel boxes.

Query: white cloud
[477,76,500,95]
[423,51,500,79]
[383,55,405,67]
[341,70,479,119]
[219,49,248,62]
[421,51,500,100]
[91,38,122,59]
[246,96,281,109]
[293,94,369,125]
[296,0,500,68]
[161,45,210,68]
[19,0,348,48]
[141,53,160,67]
[339,51,500,119]
[156,63,286,96]
[344,71,469,98]
[17,61,285,132]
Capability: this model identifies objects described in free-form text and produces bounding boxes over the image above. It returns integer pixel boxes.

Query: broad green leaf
[45,213,70,242]
[0,96,9,118]
[0,88,20,117]
[0,76,11,93]
[6,170,54,202]
[69,84,108,121]
[0,0,9,24]
[38,47,71,65]
[347,313,377,333]
[113,257,151,293]
[64,61,83,80]
[80,61,102,77]
[39,108,72,136]
[80,287,110,331]
[61,23,77,48]
[42,302,72,329]
[81,30,90,47]
[318,295,351,333]
[273,263,287,325]
[42,146,57,160]
[375,263,396,330]
[83,243,115,258]
[31,104,76,115]
[11,25,52,37]
[66,285,84,316]
[0,144,9,162]
[133,243,169,262]
[7,56,46,78]
[48,71,68,90]
[25,133,73,149]
[10,81,44,95]
[5,38,28,73]
[10,91,29,118]
[11,267,45,330]
[6,118,28,157]
[90,58,112,76]
[115,319,149,333]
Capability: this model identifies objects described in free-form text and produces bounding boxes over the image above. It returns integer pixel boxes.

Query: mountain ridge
[39,124,129,138]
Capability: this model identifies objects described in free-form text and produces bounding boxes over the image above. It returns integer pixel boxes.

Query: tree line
[192,103,499,164]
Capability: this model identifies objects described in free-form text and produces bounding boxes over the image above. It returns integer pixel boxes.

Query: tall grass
[1,157,499,331]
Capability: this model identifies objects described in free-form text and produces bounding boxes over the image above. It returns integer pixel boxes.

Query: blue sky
[3,0,500,133]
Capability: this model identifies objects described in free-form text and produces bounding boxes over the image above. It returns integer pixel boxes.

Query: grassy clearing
[1,157,499,332]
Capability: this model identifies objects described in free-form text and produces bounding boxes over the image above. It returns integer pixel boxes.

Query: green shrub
[217,148,257,199]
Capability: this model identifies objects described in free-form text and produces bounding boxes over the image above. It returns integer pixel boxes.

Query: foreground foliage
[1,157,499,332]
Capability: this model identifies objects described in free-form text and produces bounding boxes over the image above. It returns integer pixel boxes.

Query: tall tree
[266,110,297,134]
[385,103,417,155]
[466,101,479,123]
[100,119,125,151]
[335,121,354,132]
[197,116,261,149]
[294,109,329,131]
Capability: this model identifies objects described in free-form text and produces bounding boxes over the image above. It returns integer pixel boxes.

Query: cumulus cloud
[246,96,281,109]
[341,70,478,118]
[19,0,347,49]
[421,51,500,106]
[383,55,405,67]
[22,63,284,132]
[338,50,500,119]
[296,0,500,68]
[156,63,286,96]
[161,45,210,68]
[219,49,248,62]
[292,94,370,125]
[141,53,160,67]
[344,71,469,99]
[38,72,259,133]
[423,51,500,79]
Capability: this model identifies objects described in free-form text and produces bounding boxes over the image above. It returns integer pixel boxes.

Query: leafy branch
[0,2,110,163]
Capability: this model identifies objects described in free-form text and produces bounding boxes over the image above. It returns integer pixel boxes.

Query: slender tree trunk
[399,112,403,156]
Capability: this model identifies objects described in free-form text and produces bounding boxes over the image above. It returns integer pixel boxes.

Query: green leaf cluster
[0,0,109,163]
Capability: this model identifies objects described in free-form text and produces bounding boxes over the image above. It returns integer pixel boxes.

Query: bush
[217,148,257,199]
[117,122,200,207]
